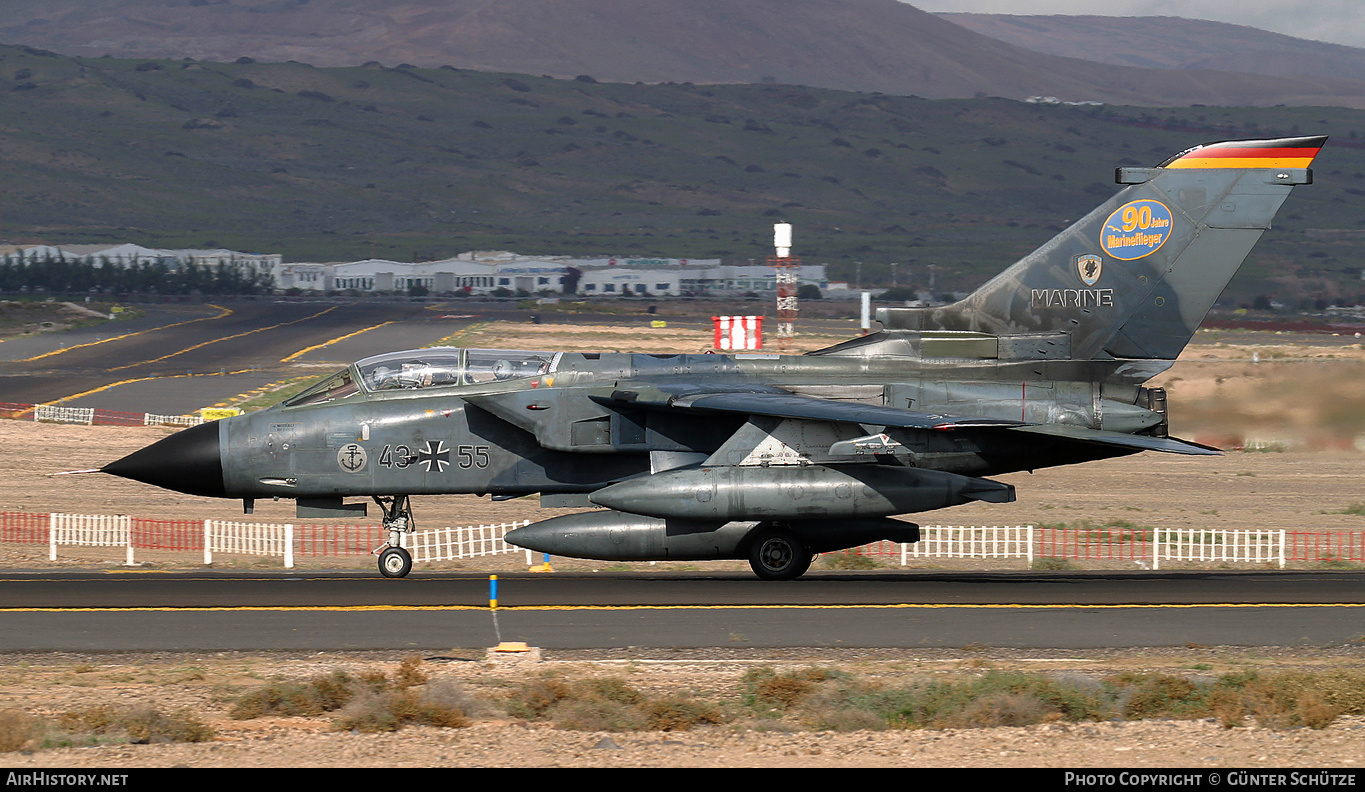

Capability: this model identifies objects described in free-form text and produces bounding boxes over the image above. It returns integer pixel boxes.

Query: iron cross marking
[416,440,451,473]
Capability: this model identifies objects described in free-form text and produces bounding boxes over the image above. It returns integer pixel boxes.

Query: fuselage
[99,342,1165,505]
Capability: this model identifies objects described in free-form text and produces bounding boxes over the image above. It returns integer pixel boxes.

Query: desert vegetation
[149,659,1365,741]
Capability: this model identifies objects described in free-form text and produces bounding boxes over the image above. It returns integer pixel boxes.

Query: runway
[2,569,1360,652]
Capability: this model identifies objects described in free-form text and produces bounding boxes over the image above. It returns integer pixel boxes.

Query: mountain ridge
[2,0,1364,107]
[940,13,1365,85]
[1,43,1360,306]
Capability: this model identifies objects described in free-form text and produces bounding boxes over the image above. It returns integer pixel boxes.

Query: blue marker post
[490,575,502,644]
[487,574,533,656]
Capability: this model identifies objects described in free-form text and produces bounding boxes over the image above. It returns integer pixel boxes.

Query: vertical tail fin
[879,136,1326,360]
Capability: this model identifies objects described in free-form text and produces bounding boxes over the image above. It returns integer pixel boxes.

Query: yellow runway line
[109,305,339,372]
[20,305,233,363]
[281,320,394,363]
[0,602,1358,614]
[44,367,259,406]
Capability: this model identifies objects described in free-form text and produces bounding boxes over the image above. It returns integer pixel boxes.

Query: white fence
[44,515,528,569]
[205,520,294,568]
[408,521,529,564]
[50,513,133,565]
[1153,529,1284,570]
[39,517,1297,570]
[34,406,94,425]
[8,402,205,428]
[903,525,1034,563]
[885,525,1288,569]
[144,413,205,427]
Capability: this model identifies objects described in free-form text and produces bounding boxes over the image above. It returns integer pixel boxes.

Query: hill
[2,45,1364,305]
[2,0,1365,108]
[940,13,1365,84]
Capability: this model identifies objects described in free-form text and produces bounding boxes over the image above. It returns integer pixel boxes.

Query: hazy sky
[916,1,1365,49]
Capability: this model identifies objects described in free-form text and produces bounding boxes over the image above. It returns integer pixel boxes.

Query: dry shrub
[756,675,814,711]
[743,667,843,714]
[644,696,725,731]
[231,666,417,720]
[1206,671,1350,730]
[1296,693,1341,730]
[506,674,575,719]
[310,670,362,710]
[331,690,402,733]
[122,708,215,744]
[0,710,41,752]
[395,656,428,690]
[937,692,1056,729]
[868,671,1112,729]
[507,674,725,732]
[1115,674,1208,720]
[581,676,646,706]
[551,698,645,732]
[1242,673,1343,730]
[230,678,336,719]
[332,680,474,732]
[1311,670,1365,716]
[1209,687,1250,729]
[420,679,481,719]
[1247,686,1309,730]
[58,705,213,744]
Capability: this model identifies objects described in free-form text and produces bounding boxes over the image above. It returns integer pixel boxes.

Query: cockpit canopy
[284,347,558,407]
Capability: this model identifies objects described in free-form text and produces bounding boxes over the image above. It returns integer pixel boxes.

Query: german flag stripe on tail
[1162,135,1327,169]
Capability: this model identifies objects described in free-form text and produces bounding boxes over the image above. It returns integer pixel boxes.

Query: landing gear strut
[373,495,414,578]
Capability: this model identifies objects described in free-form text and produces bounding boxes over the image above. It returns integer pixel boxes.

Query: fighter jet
[101,135,1325,579]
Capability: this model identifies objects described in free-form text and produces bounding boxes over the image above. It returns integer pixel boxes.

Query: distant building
[3,243,829,298]
[283,252,826,297]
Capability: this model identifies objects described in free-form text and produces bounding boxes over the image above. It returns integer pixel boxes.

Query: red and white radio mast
[769,222,798,352]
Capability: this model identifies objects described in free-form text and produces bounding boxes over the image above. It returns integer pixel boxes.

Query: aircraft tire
[747,527,812,581]
[379,546,413,578]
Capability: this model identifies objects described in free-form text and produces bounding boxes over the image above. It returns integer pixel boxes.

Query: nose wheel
[373,495,416,578]
[379,546,413,578]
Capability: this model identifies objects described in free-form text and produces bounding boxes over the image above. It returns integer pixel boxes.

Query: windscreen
[284,369,359,407]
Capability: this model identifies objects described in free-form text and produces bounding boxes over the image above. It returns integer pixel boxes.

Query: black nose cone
[102,420,226,498]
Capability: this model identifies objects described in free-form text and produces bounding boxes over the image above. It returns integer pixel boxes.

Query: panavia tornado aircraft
[101,136,1325,579]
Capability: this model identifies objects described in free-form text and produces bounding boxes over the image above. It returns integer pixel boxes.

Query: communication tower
[769,222,799,351]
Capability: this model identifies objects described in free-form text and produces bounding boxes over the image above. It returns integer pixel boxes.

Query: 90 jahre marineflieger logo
[1101,199,1173,260]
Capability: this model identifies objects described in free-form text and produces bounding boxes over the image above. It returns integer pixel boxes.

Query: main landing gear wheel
[379,546,413,578]
[748,527,812,581]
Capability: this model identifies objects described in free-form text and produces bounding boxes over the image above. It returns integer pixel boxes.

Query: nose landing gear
[373,495,415,578]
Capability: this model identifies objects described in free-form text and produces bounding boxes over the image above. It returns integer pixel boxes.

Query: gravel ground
[1,647,1364,768]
